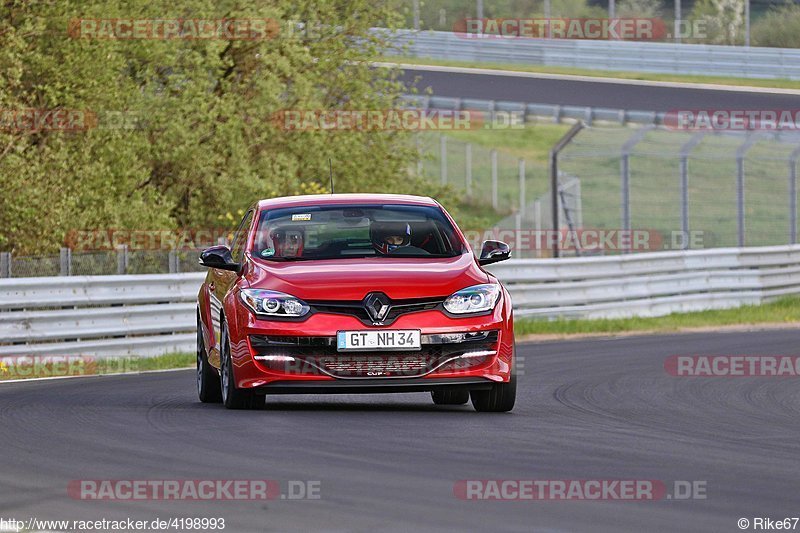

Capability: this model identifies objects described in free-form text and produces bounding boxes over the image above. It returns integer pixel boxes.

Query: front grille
[308,297,444,326]
[321,354,430,376]
[249,331,498,379]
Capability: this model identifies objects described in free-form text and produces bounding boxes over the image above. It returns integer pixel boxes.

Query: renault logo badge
[364,293,391,323]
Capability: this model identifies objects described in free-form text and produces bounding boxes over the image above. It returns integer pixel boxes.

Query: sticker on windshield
[261,248,275,257]
[292,213,312,221]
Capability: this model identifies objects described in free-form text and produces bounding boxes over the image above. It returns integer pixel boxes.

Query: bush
[752,3,800,48]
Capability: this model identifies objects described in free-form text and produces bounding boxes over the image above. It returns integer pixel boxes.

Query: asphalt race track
[1,329,799,532]
[399,66,800,112]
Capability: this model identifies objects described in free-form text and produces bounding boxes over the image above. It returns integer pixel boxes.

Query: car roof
[255,193,439,211]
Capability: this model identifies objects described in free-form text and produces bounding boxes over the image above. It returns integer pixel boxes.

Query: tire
[431,389,470,405]
[470,373,516,412]
[220,320,264,410]
[197,316,221,403]
[470,342,517,412]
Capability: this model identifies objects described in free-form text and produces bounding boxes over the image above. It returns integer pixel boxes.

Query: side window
[230,210,254,263]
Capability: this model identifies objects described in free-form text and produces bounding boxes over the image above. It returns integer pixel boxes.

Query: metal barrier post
[117,245,128,275]
[0,252,10,278]
[59,247,72,276]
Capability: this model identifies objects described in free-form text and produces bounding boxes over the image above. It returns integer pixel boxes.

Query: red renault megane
[196,194,515,411]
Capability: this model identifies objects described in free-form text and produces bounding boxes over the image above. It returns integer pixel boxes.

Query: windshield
[252,204,466,261]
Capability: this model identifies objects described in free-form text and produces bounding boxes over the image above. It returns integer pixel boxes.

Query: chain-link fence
[416,126,800,257]
[417,132,548,217]
[555,126,800,253]
[7,125,800,275]
[0,248,206,278]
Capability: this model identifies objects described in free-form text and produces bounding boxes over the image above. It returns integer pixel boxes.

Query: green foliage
[688,0,744,45]
[752,3,800,48]
[616,0,664,18]
[0,0,437,254]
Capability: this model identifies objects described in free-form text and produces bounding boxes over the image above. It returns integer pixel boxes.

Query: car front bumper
[227,306,514,390]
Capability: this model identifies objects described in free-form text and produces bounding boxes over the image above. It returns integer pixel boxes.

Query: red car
[196,194,515,411]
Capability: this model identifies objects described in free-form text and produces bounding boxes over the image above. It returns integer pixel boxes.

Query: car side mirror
[199,245,241,272]
[478,240,511,266]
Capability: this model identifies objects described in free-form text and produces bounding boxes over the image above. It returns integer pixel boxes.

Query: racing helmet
[370,221,412,255]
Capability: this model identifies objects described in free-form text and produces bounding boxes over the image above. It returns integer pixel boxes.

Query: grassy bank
[0,352,194,382]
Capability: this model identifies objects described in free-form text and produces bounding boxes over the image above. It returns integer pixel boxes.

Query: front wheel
[197,316,221,403]
[220,320,264,410]
[470,373,516,412]
[471,342,517,412]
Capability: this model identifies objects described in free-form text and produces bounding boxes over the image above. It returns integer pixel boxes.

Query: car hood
[246,253,489,301]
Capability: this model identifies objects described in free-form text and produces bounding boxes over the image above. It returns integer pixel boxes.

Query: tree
[0,0,428,254]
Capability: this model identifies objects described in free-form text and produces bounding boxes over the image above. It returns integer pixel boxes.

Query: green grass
[516,296,800,336]
[417,125,568,230]
[387,56,800,90]
[0,352,194,381]
[420,122,800,250]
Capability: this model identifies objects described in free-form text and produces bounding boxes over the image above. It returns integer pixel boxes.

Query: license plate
[337,330,421,352]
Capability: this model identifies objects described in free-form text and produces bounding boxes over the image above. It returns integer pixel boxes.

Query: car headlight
[443,284,501,314]
[239,289,310,318]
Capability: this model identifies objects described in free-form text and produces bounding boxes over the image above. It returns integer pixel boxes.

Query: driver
[270,226,304,258]
[370,222,412,255]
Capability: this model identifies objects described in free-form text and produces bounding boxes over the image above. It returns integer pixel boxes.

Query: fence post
[465,143,473,197]
[736,135,759,247]
[439,135,447,185]
[549,122,585,258]
[679,132,706,249]
[620,126,654,253]
[59,247,72,276]
[117,244,128,275]
[518,158,526,221]
[169,250,178,273]
[490,149,498,210]
[0,252,10,278]
[789,146,800,244]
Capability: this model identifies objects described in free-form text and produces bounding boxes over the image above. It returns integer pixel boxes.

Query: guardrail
[487,245,800,319]
[385,29,800,80]
[2,245,798,357]
[0,273,204,357]
[401,93,665,126]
